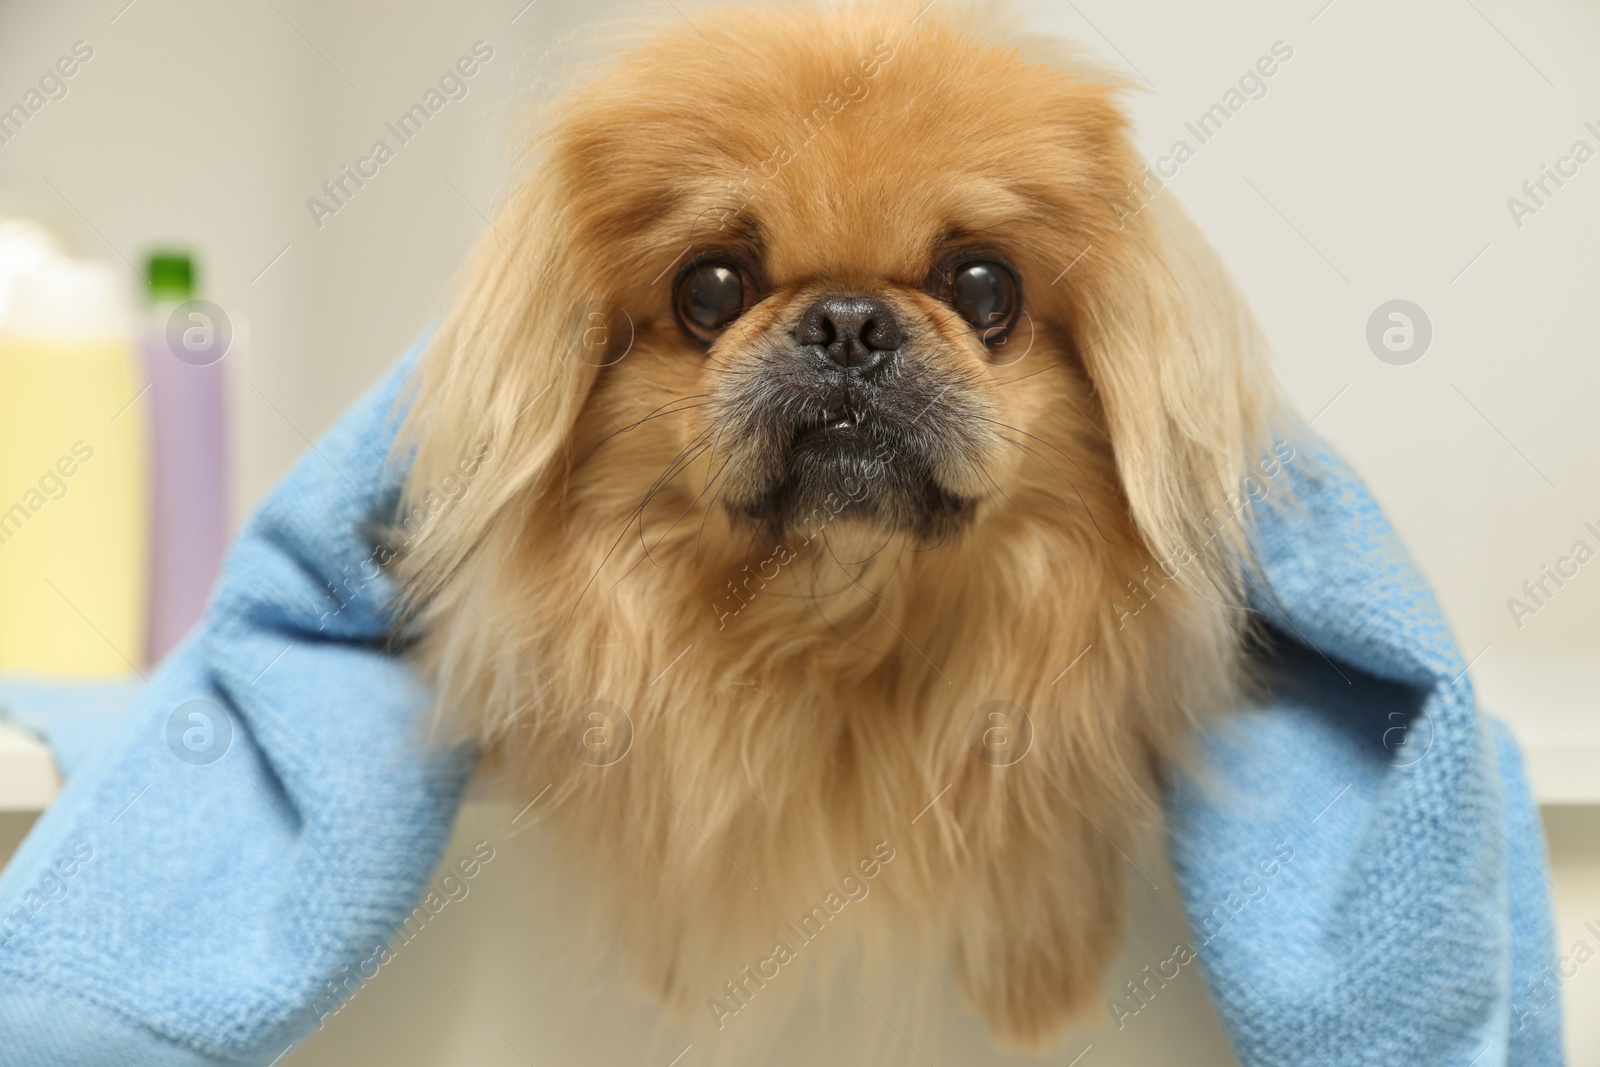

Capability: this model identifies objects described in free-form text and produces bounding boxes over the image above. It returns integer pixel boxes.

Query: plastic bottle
[141,252,231,664]
[0,258,148,676]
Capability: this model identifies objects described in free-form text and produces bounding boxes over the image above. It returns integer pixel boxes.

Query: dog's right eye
[674,261,750,343]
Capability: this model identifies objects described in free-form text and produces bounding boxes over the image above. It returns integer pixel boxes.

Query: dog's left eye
[675,261,750,343]
[948,261,1020,345]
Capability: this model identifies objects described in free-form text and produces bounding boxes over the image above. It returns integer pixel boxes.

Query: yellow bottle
[0,258,148,676]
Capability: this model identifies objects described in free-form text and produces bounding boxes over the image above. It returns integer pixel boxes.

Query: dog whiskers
[974,415,1119,546]
[634,439,717,566]
[581,394,713,460]
[641,444,733,567]
[570,424,718,618]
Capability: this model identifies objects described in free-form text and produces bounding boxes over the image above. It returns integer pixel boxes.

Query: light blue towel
[0,337,1562,1065]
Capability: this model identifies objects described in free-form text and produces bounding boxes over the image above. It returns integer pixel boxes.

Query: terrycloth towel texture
[0,339,1562,1065]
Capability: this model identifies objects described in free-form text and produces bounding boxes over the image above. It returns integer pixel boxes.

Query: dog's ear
[987,54,1280,602]
[1063,174,1279,607]
[391,156,604,615]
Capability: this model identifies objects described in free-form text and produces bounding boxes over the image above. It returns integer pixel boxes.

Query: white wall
[1,0,1596,1062]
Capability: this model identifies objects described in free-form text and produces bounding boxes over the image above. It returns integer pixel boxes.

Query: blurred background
[0,0,1595,1063]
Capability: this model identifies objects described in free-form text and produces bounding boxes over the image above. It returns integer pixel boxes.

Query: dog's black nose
[795,295,902,374]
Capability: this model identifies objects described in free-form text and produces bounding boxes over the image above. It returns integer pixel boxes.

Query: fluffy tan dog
[394,0,1281,1048]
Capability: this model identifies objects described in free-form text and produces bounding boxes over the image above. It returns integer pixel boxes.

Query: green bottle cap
[146,251,195,301]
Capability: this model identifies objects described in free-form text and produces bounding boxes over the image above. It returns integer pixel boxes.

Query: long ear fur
[383,120,632,761]
[391,145,601,625]
[1085,190,1279,594]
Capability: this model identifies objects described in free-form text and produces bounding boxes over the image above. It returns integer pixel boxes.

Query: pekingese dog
[393,0,1282,1049]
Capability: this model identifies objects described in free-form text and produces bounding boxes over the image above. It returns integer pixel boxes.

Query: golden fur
[394,0,1280,1048]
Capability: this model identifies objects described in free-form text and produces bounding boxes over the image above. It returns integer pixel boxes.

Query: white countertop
[0,717,62,812]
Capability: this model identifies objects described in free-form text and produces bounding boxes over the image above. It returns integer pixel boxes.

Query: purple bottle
[142,252,231,665]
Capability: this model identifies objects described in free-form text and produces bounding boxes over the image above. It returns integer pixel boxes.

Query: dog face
[542,12,1142,550]
[396,0,1277,1048]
